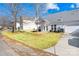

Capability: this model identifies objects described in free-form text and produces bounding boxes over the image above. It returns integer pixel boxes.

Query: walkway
[44,33,79,56]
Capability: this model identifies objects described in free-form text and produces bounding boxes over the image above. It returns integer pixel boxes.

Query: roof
[21,16,35,21]
[35,17,49,25]
[23,20,33,23]
[47,9,79,26]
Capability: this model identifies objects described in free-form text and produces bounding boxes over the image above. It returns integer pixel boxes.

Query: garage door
[64,26,79,33]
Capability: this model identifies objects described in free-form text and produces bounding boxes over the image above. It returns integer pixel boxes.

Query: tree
[35,4,47,32]
[6,3,23,32]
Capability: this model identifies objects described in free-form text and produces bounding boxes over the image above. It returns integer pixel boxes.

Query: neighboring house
[16,16,49,32]
[0,16,10,30]
[16,20,37,31]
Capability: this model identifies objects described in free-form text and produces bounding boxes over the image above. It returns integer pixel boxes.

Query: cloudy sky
[0,3,79,18]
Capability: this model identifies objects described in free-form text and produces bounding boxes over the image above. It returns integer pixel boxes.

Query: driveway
[0,36,18,56]
[44,33,79,56]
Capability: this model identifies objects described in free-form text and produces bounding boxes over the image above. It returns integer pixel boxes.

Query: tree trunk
[20,16,23,31]
[12,14,17,32]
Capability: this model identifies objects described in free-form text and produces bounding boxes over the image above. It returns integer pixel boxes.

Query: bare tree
[35,3,46,19]
[6,3,23,32]
[12,4,18,32]
[35,4,46,31]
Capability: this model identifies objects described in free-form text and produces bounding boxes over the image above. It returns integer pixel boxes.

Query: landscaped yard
[2,31,63,49]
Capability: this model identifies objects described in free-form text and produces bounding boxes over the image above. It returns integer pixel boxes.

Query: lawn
[2,31,63,49]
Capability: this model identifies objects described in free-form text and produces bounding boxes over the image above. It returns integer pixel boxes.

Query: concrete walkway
[0,36,18,56]
[44,34,79,56]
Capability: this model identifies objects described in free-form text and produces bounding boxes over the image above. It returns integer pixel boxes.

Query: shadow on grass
[68,38,79,48]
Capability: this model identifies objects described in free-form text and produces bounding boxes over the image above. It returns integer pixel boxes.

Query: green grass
[2,31,63,49]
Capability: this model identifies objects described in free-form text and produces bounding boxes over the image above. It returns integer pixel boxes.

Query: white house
[16,17,49,32]
[16,20,38,31]
[22,20,38,31]
[16,17,64,32]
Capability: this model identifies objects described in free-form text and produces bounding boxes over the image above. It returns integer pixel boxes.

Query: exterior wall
[64,26,79,33]
[16,22,38,31]
[47,24,64,32]
[16,22,66,32]
[48,26,51,31]
[23,22,37,31]
[16,23,20,28]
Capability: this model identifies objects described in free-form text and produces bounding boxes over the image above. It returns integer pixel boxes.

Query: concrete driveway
[44,33,79,56]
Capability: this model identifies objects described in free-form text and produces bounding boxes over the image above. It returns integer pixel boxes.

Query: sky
[0,3,79,18]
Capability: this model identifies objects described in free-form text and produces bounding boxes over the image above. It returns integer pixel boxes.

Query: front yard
[2,31,63,49]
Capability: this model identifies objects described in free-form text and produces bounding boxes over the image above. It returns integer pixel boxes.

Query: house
[35,17,49,31]
[16,16,64,32]
[16,20,38,31]
[46,9,79,33]
[0,16,10,30]
[16,16,49,32]
[16,16,37,31]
